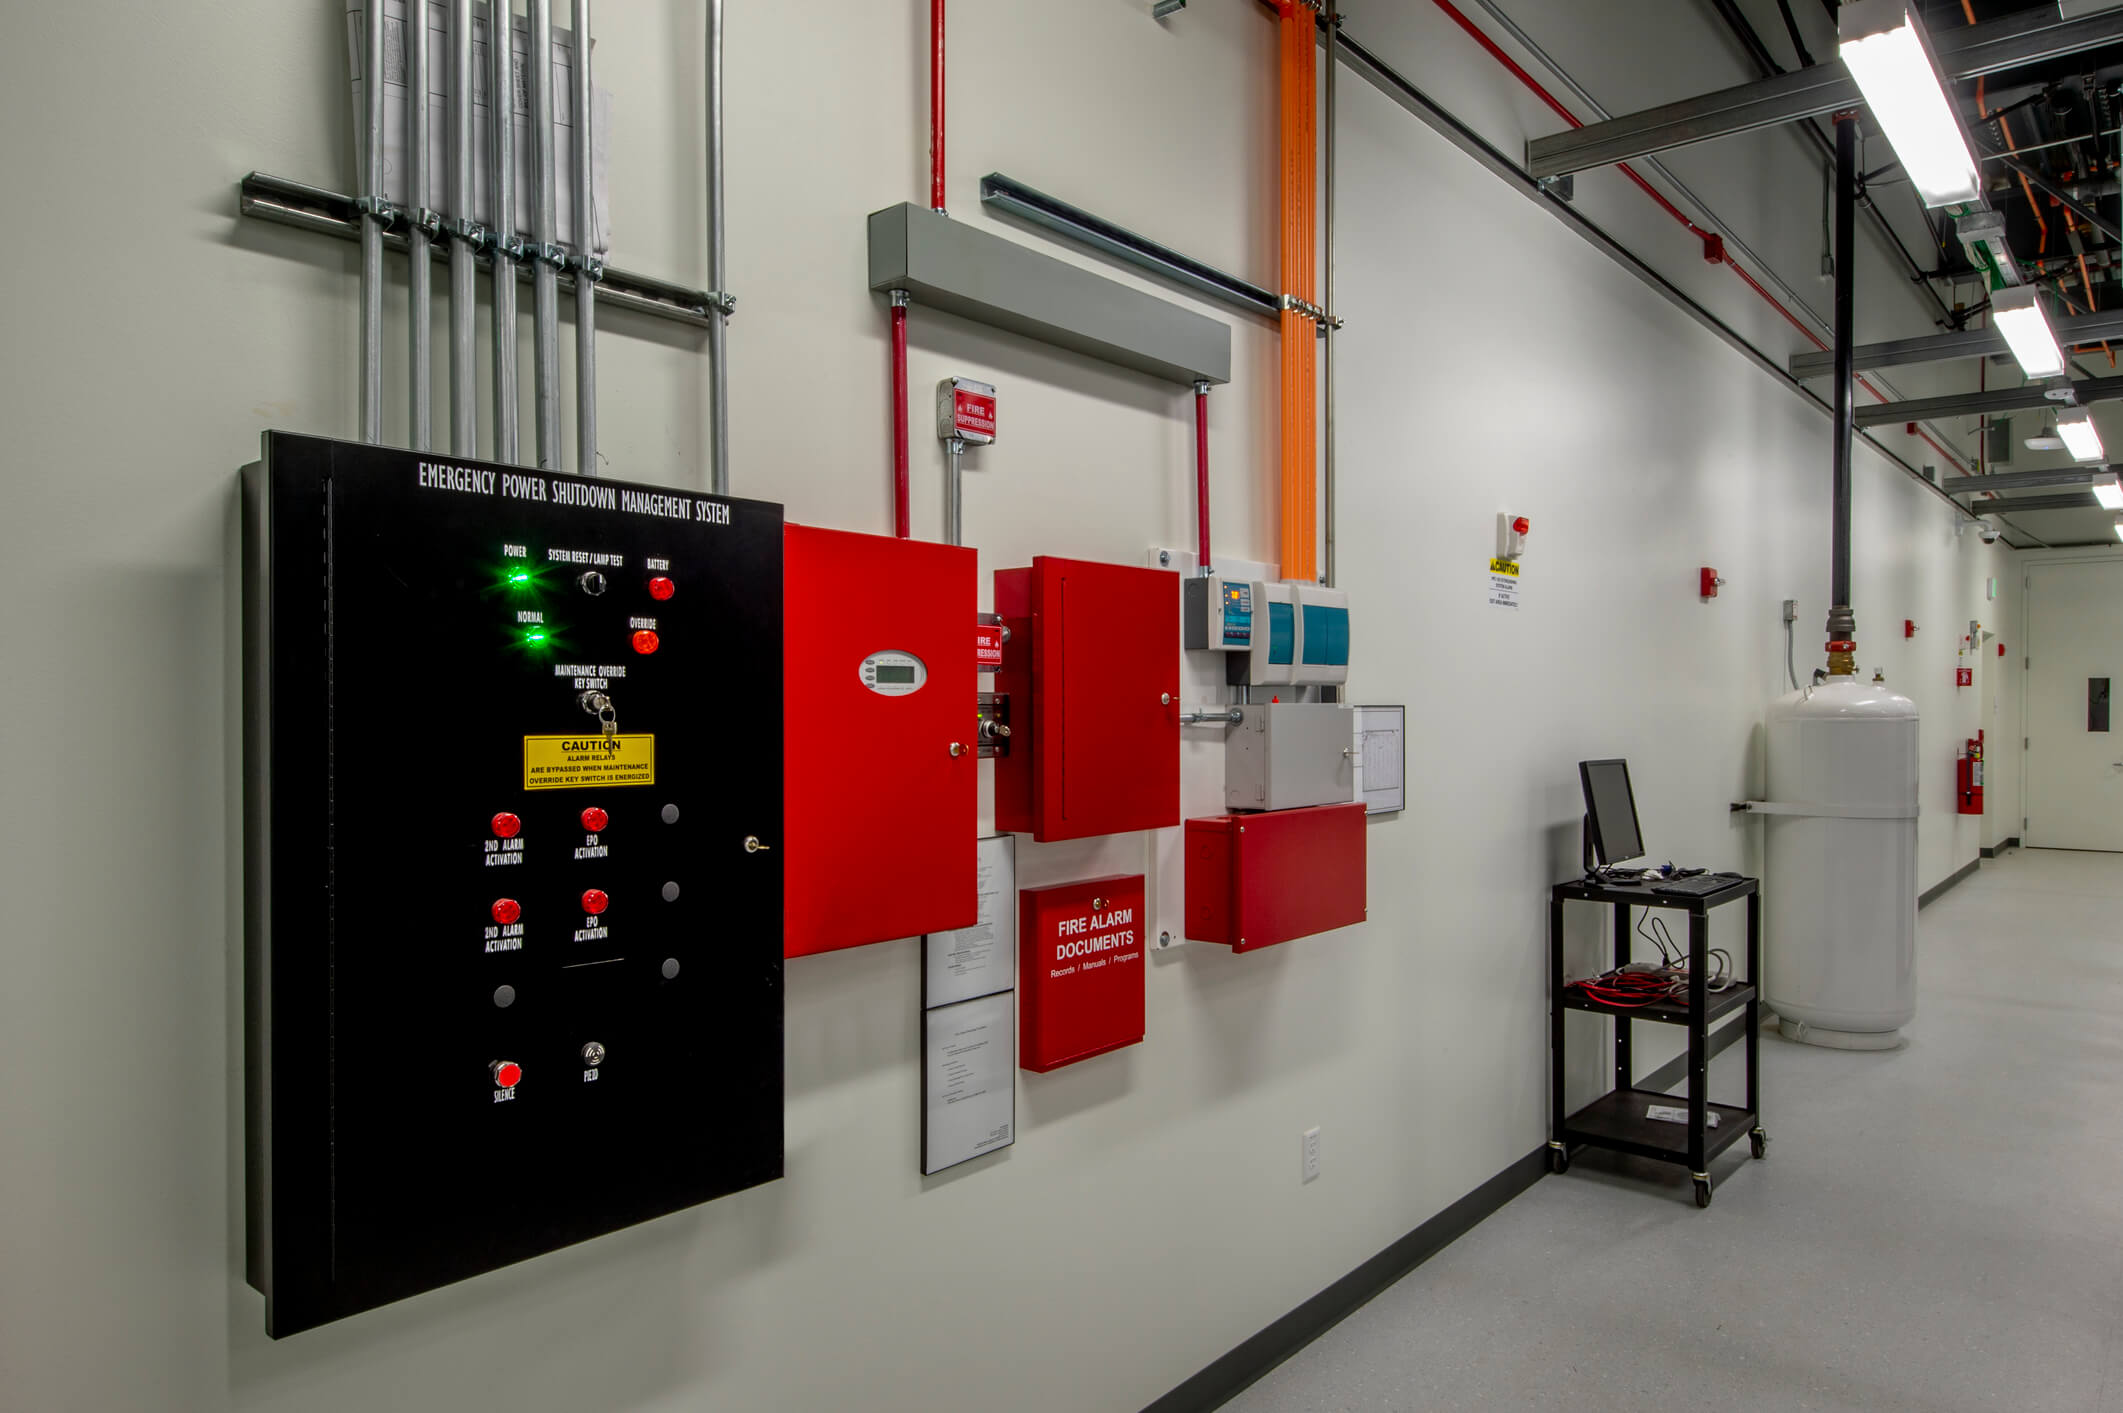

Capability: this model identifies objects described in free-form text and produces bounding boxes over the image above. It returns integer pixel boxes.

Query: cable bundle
[1566,912,1735,1008]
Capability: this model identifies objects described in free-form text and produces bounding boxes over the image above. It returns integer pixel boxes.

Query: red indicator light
[648,576,676,601]
[580,807,609,832]
[1512,517,1531,536]
[491,812,522,839]
[491,898,521,925]
[581,889,610,915]
[632,629,660,655]
[492,1061,522,1089]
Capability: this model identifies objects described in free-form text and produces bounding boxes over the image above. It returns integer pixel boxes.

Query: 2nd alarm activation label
[523,734,657,791]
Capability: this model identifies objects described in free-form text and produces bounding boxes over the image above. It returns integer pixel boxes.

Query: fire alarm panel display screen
[243,433,785,1337]
[875,665,916,684]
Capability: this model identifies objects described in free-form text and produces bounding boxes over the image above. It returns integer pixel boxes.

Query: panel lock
[977,693,1013,758]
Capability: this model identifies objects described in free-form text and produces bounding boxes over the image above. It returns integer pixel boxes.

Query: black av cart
[1548,874,1766,1208]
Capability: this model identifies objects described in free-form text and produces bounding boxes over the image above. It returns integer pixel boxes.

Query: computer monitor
[1579,758,1645,867]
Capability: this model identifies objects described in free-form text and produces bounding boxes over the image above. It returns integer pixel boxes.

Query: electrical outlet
[1301,1126,1322,1183]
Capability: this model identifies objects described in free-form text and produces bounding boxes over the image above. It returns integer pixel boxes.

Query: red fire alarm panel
[1020,875,1146,1071]
[1184,802,1366,952]
[784,525,978,956]
[993,557,1180,842]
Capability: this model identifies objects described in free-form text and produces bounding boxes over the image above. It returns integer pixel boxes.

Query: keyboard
[1649,873,1740,897]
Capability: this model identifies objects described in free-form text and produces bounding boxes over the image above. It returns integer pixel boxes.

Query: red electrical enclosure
[1185,802,1367,952]
[993,557,1180,842]
[783,525,978,956]
[1019,875,1146,1072]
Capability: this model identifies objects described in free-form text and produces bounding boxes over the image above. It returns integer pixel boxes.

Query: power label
[523,734,657,791]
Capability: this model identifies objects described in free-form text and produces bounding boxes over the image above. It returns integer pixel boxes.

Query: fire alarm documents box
[1020,875,1147,1071]
[994,557,1180,842]
[784,525,978,955]
[1186,803,1366,952]
[242,432,784,1337]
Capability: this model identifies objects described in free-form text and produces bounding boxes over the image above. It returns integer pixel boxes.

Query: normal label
[523,734,656,791]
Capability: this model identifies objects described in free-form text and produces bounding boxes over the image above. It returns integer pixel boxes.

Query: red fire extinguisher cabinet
[993,557,1180,842]
[1185,802,1367,952]
[783,525,979,956]
[1019,874,1147,1071]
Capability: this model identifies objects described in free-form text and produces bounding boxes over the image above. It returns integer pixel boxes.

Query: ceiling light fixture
[2059,407,2106,462]
[2095,473,2123,511]
[1991,286,2067,380]
[1838,1,1983,208]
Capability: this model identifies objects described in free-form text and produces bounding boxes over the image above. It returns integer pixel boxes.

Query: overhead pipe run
[707,0,731,494]
[1827,114,1858,678]
[529,0,562,468]
[574,0,599,475]
[408,2,434,450]
[931,0,948,214]
[359,0,386,444]
[491,0,521,463]
[450,0,479,455]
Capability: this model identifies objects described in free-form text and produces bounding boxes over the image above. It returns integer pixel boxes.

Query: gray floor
[1228,849,2123,1413]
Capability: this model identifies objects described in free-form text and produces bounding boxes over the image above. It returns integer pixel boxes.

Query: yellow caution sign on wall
[523,734,657,790]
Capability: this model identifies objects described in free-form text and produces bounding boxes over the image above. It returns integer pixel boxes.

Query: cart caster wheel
[1750,1129,1768,1160]
[1693,1177,1713,1209]
[1549,1146,1570,1175]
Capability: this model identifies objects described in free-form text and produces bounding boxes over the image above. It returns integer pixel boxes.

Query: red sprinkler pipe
[1194,381,1212,572]
[891,292,911,538]
[930,0,947,213]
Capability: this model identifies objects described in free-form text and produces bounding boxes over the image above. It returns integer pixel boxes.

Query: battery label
[523,734,657,791]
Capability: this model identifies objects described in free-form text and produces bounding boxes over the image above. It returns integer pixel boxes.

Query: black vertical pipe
[1829,114,1857,641]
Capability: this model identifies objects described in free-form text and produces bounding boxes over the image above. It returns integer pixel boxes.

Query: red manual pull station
[1998,642,2006,657]
[491,811,522,839]
[491,898,521,925]
[648,576,676,602]
[1905,620,1917,639]
[1699,567,1725,599]
[580,807,609,833]
[581,889,610,916]
[491,1061,522,1089]
[631,629,660,655]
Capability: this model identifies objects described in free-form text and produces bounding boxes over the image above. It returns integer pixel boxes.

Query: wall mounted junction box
[242,433,784,1337]
[993,556,1180,841]
[1226,702,1355,812]
[784,524,978,957]
[1185,803,1367,952]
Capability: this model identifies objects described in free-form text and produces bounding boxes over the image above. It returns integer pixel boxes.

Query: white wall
[0,3,2017,1411]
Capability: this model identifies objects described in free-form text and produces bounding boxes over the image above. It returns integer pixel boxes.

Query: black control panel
[243,432,783,1336]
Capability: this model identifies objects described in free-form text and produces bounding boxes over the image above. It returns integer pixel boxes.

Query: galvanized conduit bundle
[356,1,600,474]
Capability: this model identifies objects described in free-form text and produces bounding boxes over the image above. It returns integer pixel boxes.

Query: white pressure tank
[1762,676,1920,1049]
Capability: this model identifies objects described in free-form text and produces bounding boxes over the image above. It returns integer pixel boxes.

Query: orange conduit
[1278,1,1320,583]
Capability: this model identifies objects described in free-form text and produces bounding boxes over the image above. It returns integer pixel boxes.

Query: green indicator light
[524,630,549,645]
[508,570,532,585]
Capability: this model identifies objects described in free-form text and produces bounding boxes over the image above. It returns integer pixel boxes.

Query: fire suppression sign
[1018,875,1145,1072]
[937,377,997,445]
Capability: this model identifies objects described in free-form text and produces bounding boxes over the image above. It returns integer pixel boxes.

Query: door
[2026,561,2123,850]
[1040,558,1181,840]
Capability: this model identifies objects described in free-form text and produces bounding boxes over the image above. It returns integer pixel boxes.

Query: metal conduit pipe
[529,0,562,467]
[408,0,434,450]
[450,0,478,454]
[360,0,386,443]
[1828,114,1858,675]
[1194,380,1212,575]
[1323,0,1339,588]
[573,0,597,474]
[944,436,964,546]
[707,0,730,494]
[931,0,947,214]
[891,291,911,538]
[491,0,520,463]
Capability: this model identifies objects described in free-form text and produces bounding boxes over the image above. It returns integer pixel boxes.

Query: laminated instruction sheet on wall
[345,1,613,252]
[1352,706,1405,815]
[920,836,1017,1175]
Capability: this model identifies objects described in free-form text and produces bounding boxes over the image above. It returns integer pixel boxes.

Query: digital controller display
[874,665,917,684]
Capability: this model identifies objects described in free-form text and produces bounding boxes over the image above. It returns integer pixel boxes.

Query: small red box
[1956,667,1973,688]
[1185,803,1366,952]
[1019,875,1146,1072]
[994,557,1179,842]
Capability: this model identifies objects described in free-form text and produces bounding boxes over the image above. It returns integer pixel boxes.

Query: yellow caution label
[1488,557,1521,577]
[523,734,656,791]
